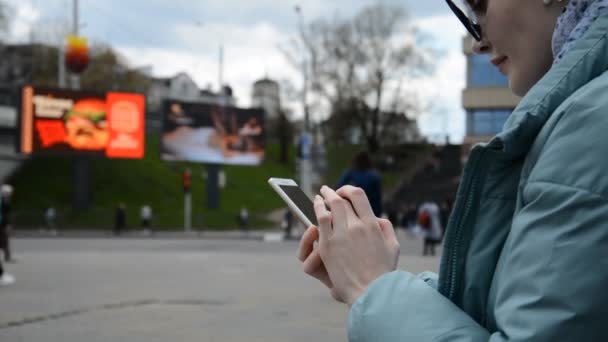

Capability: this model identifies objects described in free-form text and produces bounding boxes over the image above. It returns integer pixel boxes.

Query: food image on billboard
[161,100,265,165]
[65,98,108,150]
[19,86,145,159]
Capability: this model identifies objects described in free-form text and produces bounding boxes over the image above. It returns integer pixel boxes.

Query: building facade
[251,78,281,121]
[462,36,520,154]
[147,72,235,114]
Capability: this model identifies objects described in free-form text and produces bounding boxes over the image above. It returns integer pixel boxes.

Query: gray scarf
[553,0,608,64]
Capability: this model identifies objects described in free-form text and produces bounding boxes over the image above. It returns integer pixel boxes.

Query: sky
[3,0,467,143]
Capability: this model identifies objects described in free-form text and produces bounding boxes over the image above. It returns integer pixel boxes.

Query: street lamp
[294,5,310,131]
[293,5,314,198]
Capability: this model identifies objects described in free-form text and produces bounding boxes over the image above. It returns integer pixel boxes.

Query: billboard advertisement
[19,86,145,159]
[161,100,265,165]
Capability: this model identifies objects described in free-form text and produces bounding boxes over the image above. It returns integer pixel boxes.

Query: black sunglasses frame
[445,0,482,42]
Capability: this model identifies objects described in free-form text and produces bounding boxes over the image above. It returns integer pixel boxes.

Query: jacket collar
[487,13,608,158]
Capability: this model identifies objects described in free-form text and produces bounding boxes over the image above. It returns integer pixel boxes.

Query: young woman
[298,0,608,340]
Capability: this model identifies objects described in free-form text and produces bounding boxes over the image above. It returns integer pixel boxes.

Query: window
[469,54,509,87]
[467,109,512,136]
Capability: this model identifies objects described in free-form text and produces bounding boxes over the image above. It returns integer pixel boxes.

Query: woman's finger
[378,218,397,243]
[323,197,358,229]
[302,249,333,289]
[336,185,377,225]
[330,287,345,303]
[319,186,349,233]
[378,218,400,268]
[314,195,332,242]
[298,225,319,262]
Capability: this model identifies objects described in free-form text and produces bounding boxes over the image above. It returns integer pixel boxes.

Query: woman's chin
[508,76,532,98]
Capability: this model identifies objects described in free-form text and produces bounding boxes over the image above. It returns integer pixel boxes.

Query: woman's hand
[298,225,344,303]
[299,185,400,307]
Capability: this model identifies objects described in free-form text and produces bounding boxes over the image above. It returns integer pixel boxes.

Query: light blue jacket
[348,13,608,341]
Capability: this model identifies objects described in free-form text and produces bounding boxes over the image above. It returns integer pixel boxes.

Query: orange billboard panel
[19,86,145,159]
[106,92,145,159]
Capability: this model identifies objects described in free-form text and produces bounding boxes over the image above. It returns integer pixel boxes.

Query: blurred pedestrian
[0,184,14,263]
[45,206,57,235]
[282,209,294,240]
[238,206,249,232]
[114,203,126,236]
[140,204,152,235]
[418,201,443,256]
[336,151,382,216]
[0,184,15,286]
[0,260,14,286]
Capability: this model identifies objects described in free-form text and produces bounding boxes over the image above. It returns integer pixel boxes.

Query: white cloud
[411,15,467,143]
[118,22,300,109]
[4,0,40,43]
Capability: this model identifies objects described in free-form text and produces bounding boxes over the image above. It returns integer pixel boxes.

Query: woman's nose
[472,37,492,54]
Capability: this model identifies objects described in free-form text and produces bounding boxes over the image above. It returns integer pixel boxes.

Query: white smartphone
[268,177,318,227]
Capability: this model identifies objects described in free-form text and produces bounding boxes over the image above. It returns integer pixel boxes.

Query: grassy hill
[7,133,432,231]
[8,133,297,230]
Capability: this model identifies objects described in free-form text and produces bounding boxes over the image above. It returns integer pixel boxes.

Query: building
[146,72,236,129]
[251,78,281,121]
[0,45,42,181]
[462,36,520,155]
[147,72,235,112]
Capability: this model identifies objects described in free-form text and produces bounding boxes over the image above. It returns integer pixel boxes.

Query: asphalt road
[0,231,441,342]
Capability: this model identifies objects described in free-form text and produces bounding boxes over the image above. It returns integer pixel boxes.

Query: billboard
[161,100,265,165]
[19,86,145,159]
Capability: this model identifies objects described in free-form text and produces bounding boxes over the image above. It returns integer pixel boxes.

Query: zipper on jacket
[445,148,484,302]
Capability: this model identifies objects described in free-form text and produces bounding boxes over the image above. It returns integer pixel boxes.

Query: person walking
[336,151,383,217]
[282,209,294,240]
[140,204,152,235]
[298,1,608,340]
[114,203,126,236]
[238,206,249,232]
[418,201,443,256]
[0,184,14,286]
[45,206,57,234]
[0,184,14,263]
[0,261,14,286]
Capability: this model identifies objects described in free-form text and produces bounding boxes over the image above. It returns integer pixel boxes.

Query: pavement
[0,230,442,342]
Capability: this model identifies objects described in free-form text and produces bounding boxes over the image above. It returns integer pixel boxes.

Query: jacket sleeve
[348,271,490,341]
[348,182,608,341]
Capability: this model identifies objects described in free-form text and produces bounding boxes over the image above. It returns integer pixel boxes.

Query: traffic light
[183,169,192,193]
[65,35,90,74]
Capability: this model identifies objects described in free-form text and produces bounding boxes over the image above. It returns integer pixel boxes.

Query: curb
[11,229,298,241]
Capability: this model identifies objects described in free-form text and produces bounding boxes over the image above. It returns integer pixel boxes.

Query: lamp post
[294,5,313,198]
[294,5,310,131]
[71,0,80,89]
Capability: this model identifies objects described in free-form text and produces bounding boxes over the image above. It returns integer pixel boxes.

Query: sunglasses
[445,0,482,42]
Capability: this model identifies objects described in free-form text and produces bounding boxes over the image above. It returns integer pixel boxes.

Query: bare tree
[282,2,436,152]
[0,1,8,35]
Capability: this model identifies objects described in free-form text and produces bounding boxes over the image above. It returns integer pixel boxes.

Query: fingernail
[314,195,321,201]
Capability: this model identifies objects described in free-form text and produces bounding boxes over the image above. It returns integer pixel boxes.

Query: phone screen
[279,184,318,226]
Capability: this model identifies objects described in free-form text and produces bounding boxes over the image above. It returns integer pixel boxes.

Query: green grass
[9,133,296,230]
[9,134,432,230]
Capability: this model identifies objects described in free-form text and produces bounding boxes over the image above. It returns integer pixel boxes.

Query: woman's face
[472,0,567,96]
